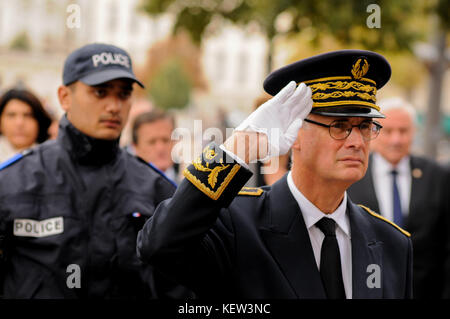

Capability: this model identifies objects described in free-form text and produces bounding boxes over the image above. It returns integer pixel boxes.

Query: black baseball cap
[62,43,144,88]
[264,50,391,118]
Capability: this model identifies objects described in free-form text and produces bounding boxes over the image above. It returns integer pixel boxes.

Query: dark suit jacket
[348,153,450,298]
[137,145,413,299]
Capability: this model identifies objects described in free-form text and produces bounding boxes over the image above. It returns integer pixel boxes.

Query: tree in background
[141,0,449,159]
[137,32,208,110]
[142,0,423,72]
[149,58,192,110]
[10,31,31,51]
[418,0,449,158]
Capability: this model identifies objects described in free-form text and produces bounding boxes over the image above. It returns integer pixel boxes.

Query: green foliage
[148,58,192,110]
[436,0,450,30]
[10,31,31,51]
[141,0,434,52]
[175,7,213,43]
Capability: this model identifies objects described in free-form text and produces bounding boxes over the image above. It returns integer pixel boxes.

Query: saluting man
[137,50,413,299]
[0,43,192,298]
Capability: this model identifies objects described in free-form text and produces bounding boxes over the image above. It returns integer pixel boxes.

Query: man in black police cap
[137,50,412,299]
[0,43,193,298]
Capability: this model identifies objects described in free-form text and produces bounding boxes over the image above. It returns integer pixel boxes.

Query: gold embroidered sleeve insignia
[184,143,242,200]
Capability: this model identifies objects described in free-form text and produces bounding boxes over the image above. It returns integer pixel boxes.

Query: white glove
[235,81,313,160]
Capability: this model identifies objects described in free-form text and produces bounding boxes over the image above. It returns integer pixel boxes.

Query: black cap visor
[79,68,145,88]
[310,105,385,118]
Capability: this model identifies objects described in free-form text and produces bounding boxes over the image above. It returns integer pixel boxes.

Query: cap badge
[412,168,423,179]
[351,58,370,80]
[92,52,130,69]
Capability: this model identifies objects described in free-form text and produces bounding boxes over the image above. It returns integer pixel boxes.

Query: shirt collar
[164,166,176,180]
[373,152,410,175]
[287,171,350,237]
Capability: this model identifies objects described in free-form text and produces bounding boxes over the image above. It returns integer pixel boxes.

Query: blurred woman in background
[0,88,52,162]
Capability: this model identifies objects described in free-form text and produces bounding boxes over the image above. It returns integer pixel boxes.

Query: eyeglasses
[303,118,382,141]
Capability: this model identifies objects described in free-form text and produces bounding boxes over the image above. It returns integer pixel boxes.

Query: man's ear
[57,85,72,112]
[291,127,302,151]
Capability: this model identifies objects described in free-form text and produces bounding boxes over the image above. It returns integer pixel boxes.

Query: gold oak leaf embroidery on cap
[351,58,369,80]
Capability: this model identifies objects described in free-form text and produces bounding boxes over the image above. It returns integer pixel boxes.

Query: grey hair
[378,97,417,124]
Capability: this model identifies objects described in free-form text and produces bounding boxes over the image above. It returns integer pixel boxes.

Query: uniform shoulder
[237,186,265,197]
[0,149,33,172]
[358,204,411,237]
[0,140,60,173]
[130,153,177,188]
[412,154,448,172]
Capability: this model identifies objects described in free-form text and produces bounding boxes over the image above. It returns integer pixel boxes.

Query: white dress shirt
[287,172,353,299]
[164,165,178,182]
[0,136,37,163]
[371,153,411,221]
[0,136,20,163]
[220,145,352,297]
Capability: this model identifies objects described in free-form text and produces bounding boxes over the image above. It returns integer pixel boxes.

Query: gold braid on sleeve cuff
[183,142,253,206]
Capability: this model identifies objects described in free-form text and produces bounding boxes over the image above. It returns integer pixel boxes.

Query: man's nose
[387,130,403,144]
[105,96,122,113]
[154,139,168,150]
[13,115,26,127]
[345,127,365,148]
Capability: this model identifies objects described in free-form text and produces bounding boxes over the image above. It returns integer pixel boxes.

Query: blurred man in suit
[348,97,450,298]
[131,110,180,184]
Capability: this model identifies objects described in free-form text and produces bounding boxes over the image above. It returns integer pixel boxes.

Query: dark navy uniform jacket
[137,143,413,299]
[0,116,185,298]
[348,153,450,298]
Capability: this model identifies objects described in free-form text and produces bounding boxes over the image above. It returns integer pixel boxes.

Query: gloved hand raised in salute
[224,81,313,163]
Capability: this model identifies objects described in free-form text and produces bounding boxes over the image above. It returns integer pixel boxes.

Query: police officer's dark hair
[67,83,77,92]
[131,109,175,144]
[0,88,53,143]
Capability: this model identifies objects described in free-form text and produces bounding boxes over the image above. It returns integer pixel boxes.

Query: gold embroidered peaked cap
[263,50,391,118]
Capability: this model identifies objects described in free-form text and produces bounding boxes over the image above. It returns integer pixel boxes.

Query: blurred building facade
[201,23,268,112]
[0,0,267,123]
[0,0,448,161]
[0,0,174,118]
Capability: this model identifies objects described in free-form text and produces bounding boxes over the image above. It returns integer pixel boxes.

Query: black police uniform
[0,116,180,298]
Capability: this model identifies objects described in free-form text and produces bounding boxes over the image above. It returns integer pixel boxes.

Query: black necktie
[316,217,346,299]
[391,170,403,227]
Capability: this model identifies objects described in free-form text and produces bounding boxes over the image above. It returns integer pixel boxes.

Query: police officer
[0,43,190,298]
[137,50,413,299]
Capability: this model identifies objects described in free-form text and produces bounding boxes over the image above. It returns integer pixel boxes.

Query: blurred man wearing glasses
[137,50,413,299]
[348,97,450,298]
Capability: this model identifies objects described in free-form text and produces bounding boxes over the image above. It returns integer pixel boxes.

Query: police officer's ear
[58,85,73,112]
[291,126,302,151]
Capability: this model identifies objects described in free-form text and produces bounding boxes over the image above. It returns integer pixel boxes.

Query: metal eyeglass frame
[303,118,383,140]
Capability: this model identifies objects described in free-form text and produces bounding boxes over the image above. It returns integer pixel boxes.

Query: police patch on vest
[14,217,64,238]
